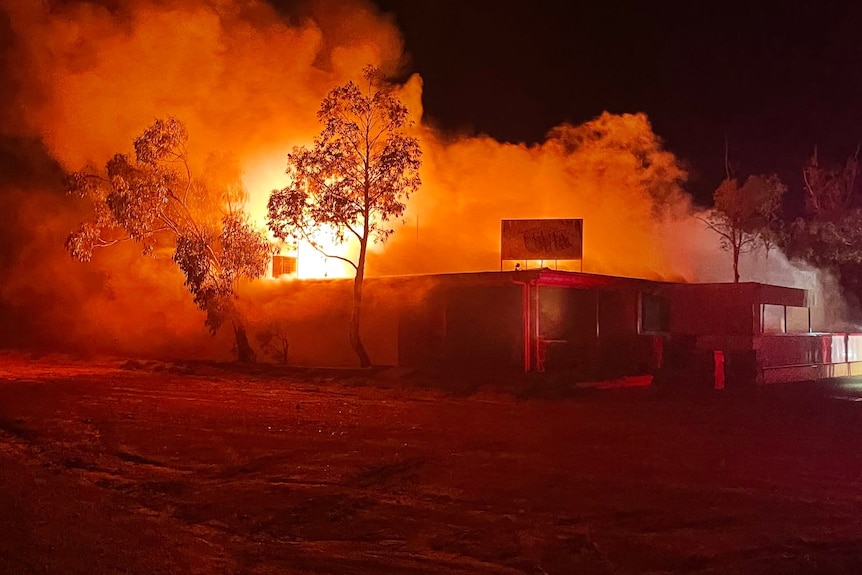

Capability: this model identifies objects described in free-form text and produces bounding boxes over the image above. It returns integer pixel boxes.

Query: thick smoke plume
[0,0,407,358]
[373,111,692,279]
[0,0,845,362]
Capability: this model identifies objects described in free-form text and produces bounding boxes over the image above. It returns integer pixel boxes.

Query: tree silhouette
[256,320,290,365]
[788,148,862,267]
[66,117,271,362]
[699,174,785,282]
[267,66,422,367]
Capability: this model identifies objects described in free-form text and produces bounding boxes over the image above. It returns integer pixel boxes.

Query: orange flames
[242,151,357,279]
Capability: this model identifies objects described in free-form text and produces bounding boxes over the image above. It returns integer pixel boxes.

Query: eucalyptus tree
[66,117,271,362]
[267,66,422,367]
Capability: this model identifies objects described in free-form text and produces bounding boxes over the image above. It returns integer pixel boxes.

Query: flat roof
[365,269,808,303]
[366,268,669,290]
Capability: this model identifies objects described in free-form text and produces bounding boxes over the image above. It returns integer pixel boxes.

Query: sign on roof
[501,218,583,261]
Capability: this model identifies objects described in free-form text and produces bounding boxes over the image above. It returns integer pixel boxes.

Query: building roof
[364,268,809,306]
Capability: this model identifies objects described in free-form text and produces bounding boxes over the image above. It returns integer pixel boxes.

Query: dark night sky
[361,0,862,206]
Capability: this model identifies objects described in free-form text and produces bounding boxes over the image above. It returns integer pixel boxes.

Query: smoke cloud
[372,111,692,279]
[0,0,848,362]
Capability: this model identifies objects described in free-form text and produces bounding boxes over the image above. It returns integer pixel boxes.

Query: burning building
[0,0,857,383]
[251,261,862,389]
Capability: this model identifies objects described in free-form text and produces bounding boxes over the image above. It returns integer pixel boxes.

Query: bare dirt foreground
[3,354,862,574]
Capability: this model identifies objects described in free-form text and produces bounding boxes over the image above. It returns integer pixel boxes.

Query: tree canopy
[700,174,786,282]
[267,66,422,367]
[66,117,271,362]
[787,148,862,267]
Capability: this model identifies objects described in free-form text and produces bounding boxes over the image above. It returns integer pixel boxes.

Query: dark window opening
[640,293,669,334]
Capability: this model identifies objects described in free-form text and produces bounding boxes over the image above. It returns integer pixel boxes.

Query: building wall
[399,284,524,371]
[537,286,661,379]
[663,283,810,337]
[241,277,408,368]
[243,271,829,386]
[665,284,756,336]
[539,287,598,375]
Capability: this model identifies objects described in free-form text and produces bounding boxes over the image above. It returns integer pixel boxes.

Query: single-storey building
[256,268,862,387]
[395,268,862,385]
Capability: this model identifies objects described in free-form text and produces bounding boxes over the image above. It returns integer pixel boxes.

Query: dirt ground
[3,353,862,574]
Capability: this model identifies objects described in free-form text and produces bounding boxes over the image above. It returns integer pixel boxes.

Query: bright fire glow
[243,152,356,280]
[293,230,358,280]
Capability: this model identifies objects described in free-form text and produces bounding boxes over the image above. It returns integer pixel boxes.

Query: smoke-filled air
[0,0,838,361]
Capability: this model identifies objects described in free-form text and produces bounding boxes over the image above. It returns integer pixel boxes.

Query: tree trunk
[732,243,740,283]
[349,239,372,368]
[280,338,289,365]
[233,319,256,364]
